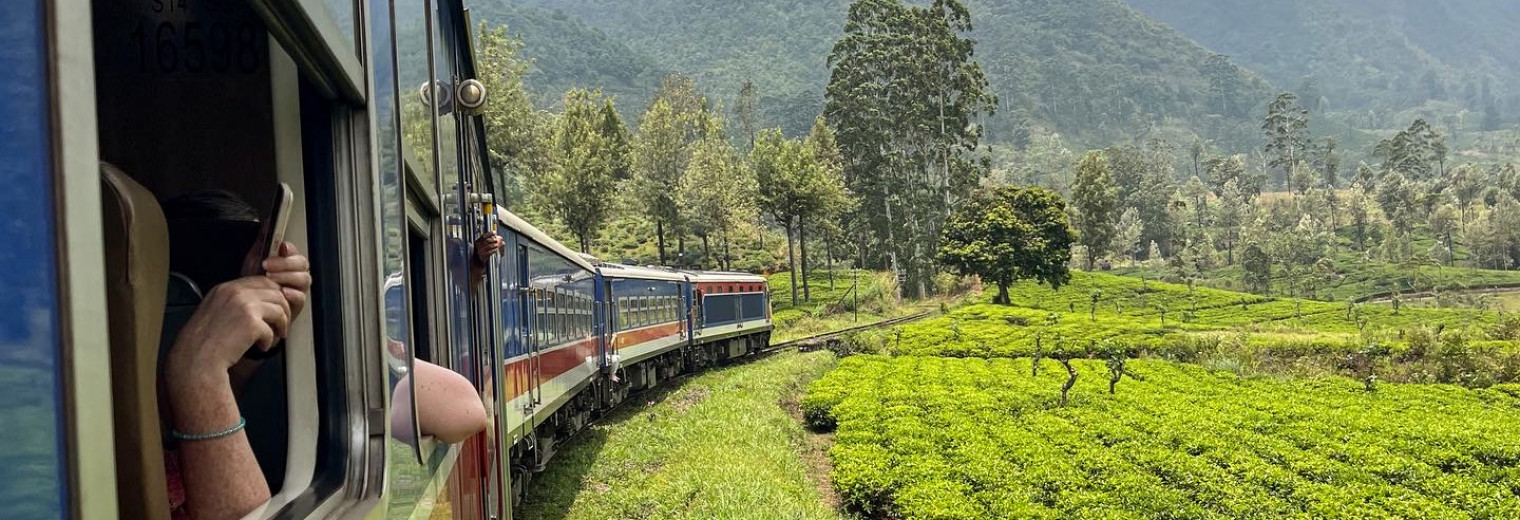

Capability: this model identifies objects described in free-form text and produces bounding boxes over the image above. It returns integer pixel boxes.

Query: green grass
[803,355,1520,520]
[769,269,893,319]
[518,351,846,520]
[768,269,975,343]
[853,271,1520,385]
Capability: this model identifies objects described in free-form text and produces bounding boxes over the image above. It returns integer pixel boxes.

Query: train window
[407,227,434,363]
[553,291,564,343]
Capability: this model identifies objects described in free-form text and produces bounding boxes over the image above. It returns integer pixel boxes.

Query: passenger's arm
[411,359,489,443]
[164,277,291,520]
[469,233,505,290]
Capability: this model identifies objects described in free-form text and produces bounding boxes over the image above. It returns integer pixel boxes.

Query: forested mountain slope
[466,2,667,111]
[486,0,1274,149]
[1123,0,1520,121]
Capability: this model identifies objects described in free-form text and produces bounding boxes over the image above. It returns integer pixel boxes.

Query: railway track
[518,310,937,504]
[764,311,934,353]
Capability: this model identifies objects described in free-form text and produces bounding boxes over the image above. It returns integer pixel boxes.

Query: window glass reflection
[396,0,435,197]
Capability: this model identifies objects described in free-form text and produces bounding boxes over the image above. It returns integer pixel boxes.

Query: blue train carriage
[488,208,605,505]
[686,271,774,359]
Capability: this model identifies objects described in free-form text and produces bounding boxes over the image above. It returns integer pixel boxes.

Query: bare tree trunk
[786,220,799,307]
[722,227,731,271]
[800,222,811,302]
[826,235,836,291]
[657,220,667,265]
[701,234,711,269]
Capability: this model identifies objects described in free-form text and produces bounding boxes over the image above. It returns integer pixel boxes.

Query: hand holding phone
[243,183,294,360]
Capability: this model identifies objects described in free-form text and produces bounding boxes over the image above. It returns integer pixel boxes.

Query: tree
[802,116,851,300]
[1211,180,1246,264]
[537,89,618,252]
[1204,155,1247,196]
[630,99,685,264]
[825,0,998,298]
[937,186,1074,304]
[1115,208,1143,264]
[1315,137,1340,188]
[735,80,758,149]
[1263,92,1312,190]
[753,130,816,306]
[1204,54,1243,117]
[679,115,755,271]
[1346,187,1373,251]
[1241,242,1272,295]
[476,24,550,209]
[600,100,632,181]
[1429,204,1460,266]
[629,78,709,265]
[1070,151,1119,269]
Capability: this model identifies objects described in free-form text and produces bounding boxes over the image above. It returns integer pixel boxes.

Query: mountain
[465,2,667,111]
[480,0,1274,150]
[1122,0,1520,121]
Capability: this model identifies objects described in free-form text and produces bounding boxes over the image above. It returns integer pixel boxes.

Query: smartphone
[243,182,294,360]
[244,183,294,276]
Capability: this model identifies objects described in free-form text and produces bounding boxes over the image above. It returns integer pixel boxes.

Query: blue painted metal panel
[0,1,69,519]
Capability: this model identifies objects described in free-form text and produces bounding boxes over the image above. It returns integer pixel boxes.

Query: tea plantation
[805,272,1520,519]
[804,356,1520,520]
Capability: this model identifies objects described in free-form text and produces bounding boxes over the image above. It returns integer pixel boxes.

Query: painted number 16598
[130,20,262,74]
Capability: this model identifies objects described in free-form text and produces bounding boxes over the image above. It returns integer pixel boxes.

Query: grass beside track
[518,351,845,520]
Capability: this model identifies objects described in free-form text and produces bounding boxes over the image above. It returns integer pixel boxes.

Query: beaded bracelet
[171,417,247,441]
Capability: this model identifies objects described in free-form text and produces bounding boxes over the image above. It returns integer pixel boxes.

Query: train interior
[89,0,347,517]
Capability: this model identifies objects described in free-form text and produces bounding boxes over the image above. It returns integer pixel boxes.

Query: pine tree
[1070,151,1119,270]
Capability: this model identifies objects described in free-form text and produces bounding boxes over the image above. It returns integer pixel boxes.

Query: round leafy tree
[937,186,1075,304]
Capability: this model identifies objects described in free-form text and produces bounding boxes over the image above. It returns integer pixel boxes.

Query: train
[0,0,771,519]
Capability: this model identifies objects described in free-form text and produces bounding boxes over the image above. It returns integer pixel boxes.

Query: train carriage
[3,1,774,519]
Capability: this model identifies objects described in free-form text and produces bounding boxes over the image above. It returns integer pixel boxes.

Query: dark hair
[162,189,260,223]
[163,190,261,292]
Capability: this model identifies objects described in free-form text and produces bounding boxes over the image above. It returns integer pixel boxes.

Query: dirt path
[781,388,842,512]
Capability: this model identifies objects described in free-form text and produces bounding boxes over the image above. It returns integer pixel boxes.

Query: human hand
[262,241,311,318]
[474,233,504,265]
[167,277,292,380]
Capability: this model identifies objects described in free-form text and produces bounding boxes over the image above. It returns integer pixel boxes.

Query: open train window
[90,0,376,517]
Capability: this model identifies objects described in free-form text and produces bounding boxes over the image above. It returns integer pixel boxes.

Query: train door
[515,245,543,420]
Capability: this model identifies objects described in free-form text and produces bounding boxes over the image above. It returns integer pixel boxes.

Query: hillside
[1123,0,1520,121]
[466,2,666,110]
[489,0,1274,149]
[850,271,1520,386]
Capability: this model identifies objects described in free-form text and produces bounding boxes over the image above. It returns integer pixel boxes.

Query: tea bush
[805,356,1520,520]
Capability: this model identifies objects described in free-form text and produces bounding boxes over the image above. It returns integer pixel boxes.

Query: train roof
[495,207,596,272]
[682,270,768,283]
[597,262,688,282]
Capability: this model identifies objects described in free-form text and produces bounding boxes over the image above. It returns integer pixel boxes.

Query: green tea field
[804,356,1520,520]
